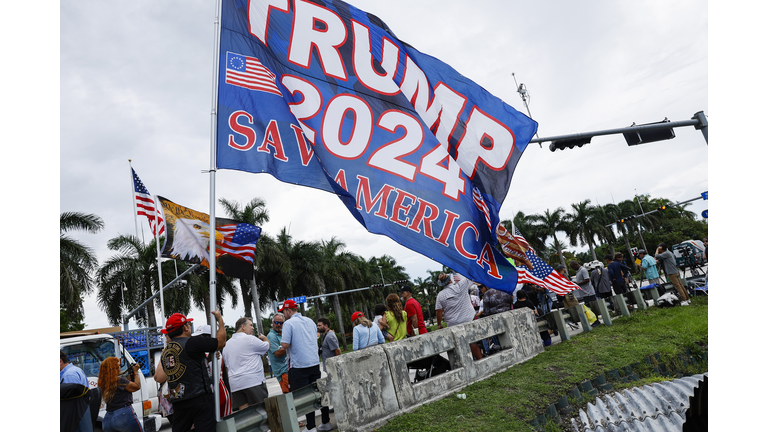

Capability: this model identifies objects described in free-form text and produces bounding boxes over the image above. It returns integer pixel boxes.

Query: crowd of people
[62,240,701,432]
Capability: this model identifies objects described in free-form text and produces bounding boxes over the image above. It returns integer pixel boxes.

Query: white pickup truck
[60,333,163,432]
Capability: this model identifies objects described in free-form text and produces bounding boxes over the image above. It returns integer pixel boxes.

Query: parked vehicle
[672,240,706,268]
[60,332,162,432]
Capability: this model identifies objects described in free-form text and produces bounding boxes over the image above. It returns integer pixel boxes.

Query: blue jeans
[103,405,143,432]
[538,292,552,314]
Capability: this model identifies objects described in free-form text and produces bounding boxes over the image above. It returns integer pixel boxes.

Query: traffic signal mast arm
[606,194,707,228]
[536,111,708,151]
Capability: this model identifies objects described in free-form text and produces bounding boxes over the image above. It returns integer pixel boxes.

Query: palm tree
[566,200,601,262]
[219,197,271,333]
[592,204,618,258]
[251,232,291,310]
[98,235,183,327]
[98,234,239,327]
[371,255,409,298]
[530,208,571,273]
[60,211,104,322]
[506,211,547,253]
[275,227,324,304]
[317,238,364,350]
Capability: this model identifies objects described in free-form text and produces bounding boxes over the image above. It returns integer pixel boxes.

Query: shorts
[231,382,269,408]
[278,373,290,393]
[171,393,216,432]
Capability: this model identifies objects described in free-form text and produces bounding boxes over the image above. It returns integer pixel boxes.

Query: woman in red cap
[351,311,384,351]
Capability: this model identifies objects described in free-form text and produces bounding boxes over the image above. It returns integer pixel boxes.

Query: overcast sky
[54,0,715,330]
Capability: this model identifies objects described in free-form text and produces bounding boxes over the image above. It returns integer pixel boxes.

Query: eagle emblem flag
[158,196,261,280]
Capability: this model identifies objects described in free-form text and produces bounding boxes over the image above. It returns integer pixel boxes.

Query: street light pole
[634,192,649,252]
[378,265,386,302]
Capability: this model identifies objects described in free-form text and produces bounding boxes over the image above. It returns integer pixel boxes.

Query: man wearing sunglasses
[267,313,290,394]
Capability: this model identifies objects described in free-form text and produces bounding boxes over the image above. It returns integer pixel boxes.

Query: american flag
[216,223,261,264]
[225,52,282,96]
[132,168,164,236]
[513,227,578,295]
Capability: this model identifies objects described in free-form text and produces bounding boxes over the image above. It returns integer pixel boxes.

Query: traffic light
[549,136,592,152]
[617,219,625,224]
[657,205,667,211]
[623,119,676,146]
[371,283,384,289]
[392,280,409,285]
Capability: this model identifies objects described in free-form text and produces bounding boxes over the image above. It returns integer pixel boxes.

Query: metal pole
[154,197,166,326]
[633,193,648,252]
[531,117,702,145]
[208,0,223,422]
[124,264,200,320]
[693,111,708,144]
[129,160,140,242]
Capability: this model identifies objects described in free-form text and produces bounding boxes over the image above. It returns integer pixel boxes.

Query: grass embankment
[376,296,708,432]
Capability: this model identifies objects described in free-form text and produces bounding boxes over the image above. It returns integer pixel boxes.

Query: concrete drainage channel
[530,350,709,431]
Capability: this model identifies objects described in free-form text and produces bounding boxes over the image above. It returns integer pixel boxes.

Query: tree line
[60,193,707,346]
[507,194,708,275]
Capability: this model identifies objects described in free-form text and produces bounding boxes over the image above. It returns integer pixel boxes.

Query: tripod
[680,249,705,278]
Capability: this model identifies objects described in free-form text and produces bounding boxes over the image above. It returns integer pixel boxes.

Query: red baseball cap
[350,311,365,322]
[161,313,193,334]
[278,299,298,312]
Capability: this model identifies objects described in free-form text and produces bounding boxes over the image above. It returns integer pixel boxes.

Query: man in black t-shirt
[161,310,227,432]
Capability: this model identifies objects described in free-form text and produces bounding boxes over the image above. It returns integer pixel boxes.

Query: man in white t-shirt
[435,272,483,359]
[222,317,270,411]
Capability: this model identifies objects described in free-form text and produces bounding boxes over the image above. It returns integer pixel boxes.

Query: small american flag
[513,227,578,295]
[132,168,164,236]
[225,52,282,96]
[217,223,261,264]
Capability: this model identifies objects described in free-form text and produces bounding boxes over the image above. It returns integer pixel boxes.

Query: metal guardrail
[216,383,322,432]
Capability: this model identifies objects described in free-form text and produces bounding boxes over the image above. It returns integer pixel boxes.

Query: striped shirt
[435,275,476,326]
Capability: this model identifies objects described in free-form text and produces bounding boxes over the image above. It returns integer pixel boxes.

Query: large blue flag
[215,0,538,291]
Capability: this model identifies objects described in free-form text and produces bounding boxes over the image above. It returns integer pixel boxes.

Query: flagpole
[154,195,166,328]
[209,0,224,422]
[129,160,140,241]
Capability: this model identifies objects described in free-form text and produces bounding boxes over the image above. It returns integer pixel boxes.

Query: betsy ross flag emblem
[225,52,281,96]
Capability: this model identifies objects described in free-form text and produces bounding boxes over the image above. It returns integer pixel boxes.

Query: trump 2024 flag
[215,0,538,292]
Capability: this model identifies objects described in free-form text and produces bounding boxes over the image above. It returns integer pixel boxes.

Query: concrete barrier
[318,308,545,431]
[316,345,400,432]
[382,327,466,410]
[453,309,543,382]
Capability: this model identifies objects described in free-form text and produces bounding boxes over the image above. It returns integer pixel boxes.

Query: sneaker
[317,423,334,431]
[304,428,317,432]
[681,300,690,306]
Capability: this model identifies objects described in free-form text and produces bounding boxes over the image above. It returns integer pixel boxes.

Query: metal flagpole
[153,195,166,329]
[208,0,224,422]
[129,160,141,241]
